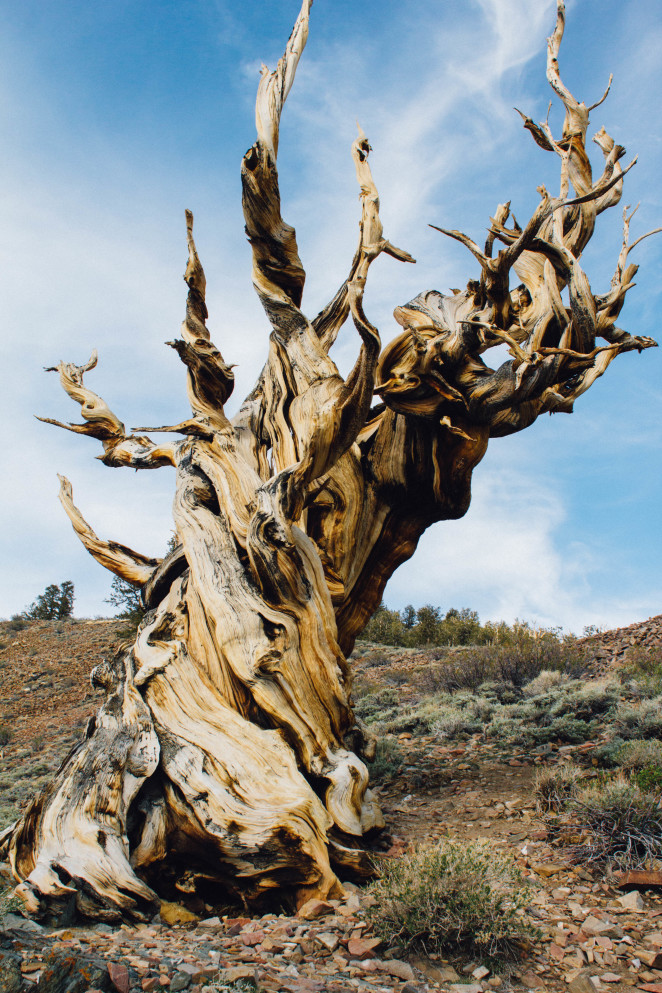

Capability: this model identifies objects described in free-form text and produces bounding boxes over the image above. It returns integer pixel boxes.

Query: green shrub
[593,737,626,768]
[534,763,582,812]
[365,839,535,960]
[431,708,481,740]
[7,615,28,632]
[538,716,595,744]
[368,738,405,783]
[571,775,662,867]
[621,646,662,696]
[631,766,662,793]
[548,680,619,721]
[613,699,662,740]
[618,739,662,770]
[354,687,400,724]
[523,669,569,697]
[477,680,521,704]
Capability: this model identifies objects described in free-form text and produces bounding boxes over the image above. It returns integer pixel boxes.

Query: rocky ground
[0,616,661,993]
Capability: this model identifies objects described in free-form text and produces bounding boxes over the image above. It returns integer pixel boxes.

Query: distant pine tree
[25,581,74,620]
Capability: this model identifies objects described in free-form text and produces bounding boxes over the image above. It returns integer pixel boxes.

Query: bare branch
[58,475,161,584]
[588,73,613,112]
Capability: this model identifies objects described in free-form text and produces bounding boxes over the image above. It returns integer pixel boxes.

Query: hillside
[0,614,661,993]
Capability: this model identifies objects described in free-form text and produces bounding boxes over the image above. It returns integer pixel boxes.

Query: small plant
[201,979,257,993]
[523,669,568,697]
[570,775,662,867]
[534,763,582,812]
[548,679,619,721]
[539,716,595,744]
[431,705,482,740]
[631,766,662,792]
[618,739,662,770]
[0,726,11,746]
[7,615,28,632]
[368,738,405,783]
[365,839,536,960]
[621,645,662,696]
[613,699,662,740]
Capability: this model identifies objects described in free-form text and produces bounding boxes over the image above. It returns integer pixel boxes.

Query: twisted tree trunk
[3,0,657,921]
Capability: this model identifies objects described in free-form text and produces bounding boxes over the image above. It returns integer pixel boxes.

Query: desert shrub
[7,615,28,631]
[470,696,495,722]
[571,775,662,867]
[523,669,569,697]
[368,738,405,783]
[485,717,524,743]
[354,687,399,724]
[536,716,595,744]
[621,645,662,696]
[613,699,662,740]
[618,739,662,770]
[548,680,619,721]
[365,839,535,960]
[477,680,521,704]
[431,706,482,740]
[202,978,257,993]
[0,726,10,746]
[631,766,662,793]
[534,763,582,812]
[593,737,626,768]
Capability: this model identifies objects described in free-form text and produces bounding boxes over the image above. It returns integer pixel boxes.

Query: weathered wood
[5,0,658,919]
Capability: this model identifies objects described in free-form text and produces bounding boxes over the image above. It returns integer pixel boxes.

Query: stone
[296,899,333,921]
[159,903,199,925]
[0,950,23,993]
[347,937,382,960]
[618,891,645,911]
[142,980,160,991]
[581,916,619,937]
[449,985,483,993]
[380,959,414,981]
[473,964,490,980]
[108,961,130,993]
[599,974,621,983]
[637,986,662,993]
[411,958,460,983]
[615,870,662,888]
[1,912,44,932]
[170,972,192,992]
[314,932,339,952]
[520,969,545,989]
[638,951,662,969]
[532,862,566,877]
[38,950,111,993]
[567,969,599,993]
[221,966,256,983]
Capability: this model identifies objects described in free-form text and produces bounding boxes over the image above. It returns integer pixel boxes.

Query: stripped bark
[5,0,657,919]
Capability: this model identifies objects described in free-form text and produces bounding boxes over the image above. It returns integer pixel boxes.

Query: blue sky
[0,0,660,632]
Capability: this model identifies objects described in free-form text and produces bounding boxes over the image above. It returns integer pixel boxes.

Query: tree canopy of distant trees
[359,603,514,647]
[24,581,74,620]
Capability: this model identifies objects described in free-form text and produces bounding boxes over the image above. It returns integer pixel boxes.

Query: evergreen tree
[25,581,75,619]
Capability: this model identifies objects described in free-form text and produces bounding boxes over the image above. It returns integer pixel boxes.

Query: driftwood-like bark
[4,0,657,920]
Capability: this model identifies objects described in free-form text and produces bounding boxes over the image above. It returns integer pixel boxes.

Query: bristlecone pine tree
[3,0,658,921]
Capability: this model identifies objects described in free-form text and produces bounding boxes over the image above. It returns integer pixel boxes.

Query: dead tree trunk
[4,0,657,920]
